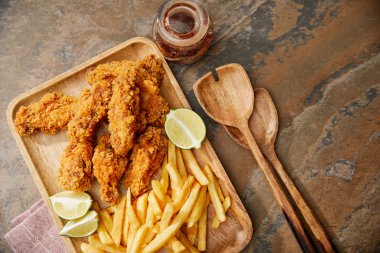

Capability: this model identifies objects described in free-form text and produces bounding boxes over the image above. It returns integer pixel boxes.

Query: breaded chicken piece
[93,133,128,204]
[58,78,113,191]
[57,141,93,192]
[108,73,141,156]
[140,89,169,128]
[124,126,168,197]
[86,60,136,86]
[134,55,169,129]
[15,92,76,136]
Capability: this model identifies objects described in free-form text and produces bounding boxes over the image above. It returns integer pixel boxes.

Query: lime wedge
[50,191,92,220]
[165,108,206,149]
[59,210,98,237]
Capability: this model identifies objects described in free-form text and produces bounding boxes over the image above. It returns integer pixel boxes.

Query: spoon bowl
[224,88,278,149]
[193,63,254,126]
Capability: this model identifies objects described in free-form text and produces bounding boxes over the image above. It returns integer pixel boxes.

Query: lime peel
[59,210,98,238]
[165,108,206,149]
[50,191,92,220]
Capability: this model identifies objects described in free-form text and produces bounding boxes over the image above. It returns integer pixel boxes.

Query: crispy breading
[15,92,76,136]
[124,126,168,197]
[93,133,128,204]
[57,141,93,192]
[58,77,113,191]
[86,60,136,86]
[134,55,169,129]
[108,72,141,156]
[140,90,169,128]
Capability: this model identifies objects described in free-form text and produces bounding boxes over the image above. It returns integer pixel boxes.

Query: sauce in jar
[153,0,213,64]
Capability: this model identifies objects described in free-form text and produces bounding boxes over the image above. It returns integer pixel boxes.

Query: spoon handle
[237,120,317,253]
[265,149,337,253]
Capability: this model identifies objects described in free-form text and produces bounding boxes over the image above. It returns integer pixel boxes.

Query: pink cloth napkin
[4,200,67,253]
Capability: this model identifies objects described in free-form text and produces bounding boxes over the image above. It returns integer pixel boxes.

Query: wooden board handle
[237,119,317,253]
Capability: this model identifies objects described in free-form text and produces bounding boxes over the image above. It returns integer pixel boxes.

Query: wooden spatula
[193,63,318,253]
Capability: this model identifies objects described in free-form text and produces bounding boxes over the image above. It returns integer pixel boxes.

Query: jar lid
[155,0,211,47]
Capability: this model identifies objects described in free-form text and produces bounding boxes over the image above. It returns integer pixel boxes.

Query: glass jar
[153,0,213,64]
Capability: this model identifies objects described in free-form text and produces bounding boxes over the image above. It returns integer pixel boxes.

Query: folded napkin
[4,200,67,253]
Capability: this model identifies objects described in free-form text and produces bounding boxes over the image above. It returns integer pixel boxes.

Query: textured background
[1,0,379,252]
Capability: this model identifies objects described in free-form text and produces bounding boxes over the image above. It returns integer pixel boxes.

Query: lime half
[59,210,98,237]
[50,191,92,220]
[165,108,206,149]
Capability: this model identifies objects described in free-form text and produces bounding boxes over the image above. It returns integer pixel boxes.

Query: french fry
[197,198,208,251]
[81,242,105,253]
[203,164,226,222]
[92,201,114,245]
[121,202,130,246]
[214,176,225,201]
[110,196,125,246]
[168,238,186,253]
[136,193,149,224]
[160,155,169,194]
[181,149,209,185]
[187,186,207,227]
[143,222,160,246]
[211,196,231,229]
[127,226,137,253]
[106,205,116,214]
[151,180,167,208]
[167,162,183,200]
[142,183,201,253]
[98,222,114,245]
[148,191,163,218]
[126,188,141,228]
[145,203,155,226]
[160,202,175,232]
[173,176,194,212]
[99,210,113,235]
[177,231,200,253]
[187,222,198,244]
[176,146,188,181]
[130,225,149,253]
[88,235,126,253]
[168,140,177,168]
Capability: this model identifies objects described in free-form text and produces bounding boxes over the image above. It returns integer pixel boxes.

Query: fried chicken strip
[93,133,128,204]
[15,92,76,136]
[108,67,141,156]
[124,126,168,197]
[134,55,169,129]
[58,77,113,191]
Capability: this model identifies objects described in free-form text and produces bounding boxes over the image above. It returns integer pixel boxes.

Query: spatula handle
[265,150,336,253]
[237,120,316,253]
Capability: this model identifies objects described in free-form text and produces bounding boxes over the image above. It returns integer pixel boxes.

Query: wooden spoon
[224,88,336,253]
[193,64,317,253]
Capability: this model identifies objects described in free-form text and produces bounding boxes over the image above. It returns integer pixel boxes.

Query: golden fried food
[140,91,169,128]
[57,141,93,192]
[108,73,141,156]
[58,76,113,191]
[15,92,76,136]
[124,126,168,197]
[92,133,128,205]
[86,60,136,86]
[134,55,169,129]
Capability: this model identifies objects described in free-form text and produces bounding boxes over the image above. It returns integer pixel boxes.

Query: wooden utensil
[224,88,336,253]
[193,64,317,253]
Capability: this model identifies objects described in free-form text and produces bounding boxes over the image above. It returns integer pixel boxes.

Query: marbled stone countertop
[1,0,379,252]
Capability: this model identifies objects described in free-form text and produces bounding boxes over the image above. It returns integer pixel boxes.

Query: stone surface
[1,0,379,252]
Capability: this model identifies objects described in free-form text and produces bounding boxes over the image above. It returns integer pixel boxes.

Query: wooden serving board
[7,37,253,253]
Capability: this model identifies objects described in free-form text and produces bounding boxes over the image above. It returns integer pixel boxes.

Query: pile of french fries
[81,141,231,253]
